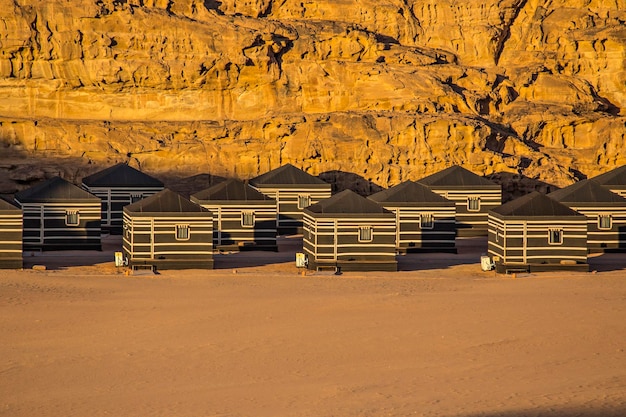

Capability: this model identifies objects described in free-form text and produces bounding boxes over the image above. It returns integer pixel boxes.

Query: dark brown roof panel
[82,163,164,187]
[491,191,583,217]
[250,164,329,187]
[368,181,454,206]
[417,165,499,188]
[191,179,274,203]
[124,189,210,214]
[305,189,392,216]
[15,176,100,203]
[548,179,626,204]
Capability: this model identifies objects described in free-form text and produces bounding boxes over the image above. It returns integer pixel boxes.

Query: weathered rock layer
[1,0,625,197]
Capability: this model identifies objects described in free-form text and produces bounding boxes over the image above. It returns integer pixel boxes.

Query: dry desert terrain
[1,237,626,417]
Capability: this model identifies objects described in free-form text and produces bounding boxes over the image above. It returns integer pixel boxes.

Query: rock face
[0,0,625,198]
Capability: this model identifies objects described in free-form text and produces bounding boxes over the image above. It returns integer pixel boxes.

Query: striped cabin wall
[250,186,332,232]
[82,185,163,233]
[0,211,23,268]
[560,205,626,251]
[302,212,397,271]
[194,202,277,248]
[428,187,501,236]
[122,213,214,269]
[18,202,101,250]
[381,205,456,251]
[487,216,588,265]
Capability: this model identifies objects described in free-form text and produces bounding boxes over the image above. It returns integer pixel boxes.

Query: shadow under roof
[548,179,626,204]
[0,197,20,211]
[15,176,100,203]
[368,181,453,205]
[250,164,329,186]
[490,191,583,218]
[82,163,164,187]
[417,165,499,188]
[191,179,274,202]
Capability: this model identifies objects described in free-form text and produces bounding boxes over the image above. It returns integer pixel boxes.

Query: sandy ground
[2,237,626,417]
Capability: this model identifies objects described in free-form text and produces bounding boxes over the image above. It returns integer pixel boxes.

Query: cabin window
[548,228,563,245]
[65,210,79,226]
[420,213,434,229]
[468,197,481,211]
[598,215,612,230]
[176,224,190,240]
[130,193,143,203]
[358,226,373,242]
[297,194,312,209]
[242,211,255,227]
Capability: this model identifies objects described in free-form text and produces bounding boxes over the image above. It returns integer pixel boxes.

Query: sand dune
[2,239,626,416]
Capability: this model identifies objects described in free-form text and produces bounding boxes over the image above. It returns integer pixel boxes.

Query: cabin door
[333,220,338,261]
[150,218,155,259]
[522,221,528,263]
[38,206,44,245]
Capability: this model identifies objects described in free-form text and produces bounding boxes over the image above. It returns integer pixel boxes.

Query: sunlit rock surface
[1,0,625,197]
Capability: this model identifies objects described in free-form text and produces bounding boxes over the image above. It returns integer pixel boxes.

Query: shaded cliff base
[3,113,625,200]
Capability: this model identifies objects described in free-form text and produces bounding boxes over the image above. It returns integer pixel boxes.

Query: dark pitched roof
[368,181,453,205]
[249,164,329,186]
[589,165,626,187]
[305,189,392,215]
[417,165,499,188]
[0,197,20,211]
[124,189,209,213]
[548,179,626,204]
[15,176,100,203]
[191,179,274,202]
[82,163,163,187]
[490,191,583,217]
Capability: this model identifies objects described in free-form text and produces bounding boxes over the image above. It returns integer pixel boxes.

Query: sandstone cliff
[0,0,625,197]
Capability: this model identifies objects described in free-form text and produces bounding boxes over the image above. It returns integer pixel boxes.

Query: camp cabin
[122,189,214,270]
[548,179,626,252]
[190,179,277,251]
[15,176,102,251]
[487,191,588,273]
[302,189,397,272]
[589,165,626,198]
[82,163,164,234]
[368,181,456,253]
[0,198,23,268]
[417,165,501,237]
[249,164,332,234]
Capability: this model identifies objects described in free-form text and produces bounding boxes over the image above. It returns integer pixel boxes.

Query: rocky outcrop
[0,0,625,198]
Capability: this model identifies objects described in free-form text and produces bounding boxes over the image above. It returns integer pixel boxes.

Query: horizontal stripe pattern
[83,185,163,230]
[428,188,501,232]
[251,186,331,229]
[122,213,213,264]
[561,205,626,250]
[19,202,101,249]
[0,213,23,260]
[302,213,396,265]
[198,203,277,246]
[488,215,588,264]
[383,205,456,250]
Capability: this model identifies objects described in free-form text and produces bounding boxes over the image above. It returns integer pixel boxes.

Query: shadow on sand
[21,235,123,271]
[397,237,488,272]
[213,236,301,270]
[457,407,626,417]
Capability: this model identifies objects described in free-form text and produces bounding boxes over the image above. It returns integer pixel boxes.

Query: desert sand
[2,237,626,417]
